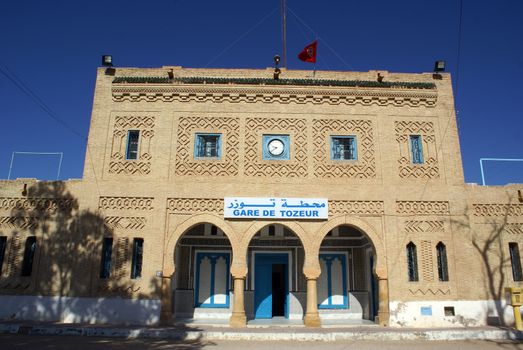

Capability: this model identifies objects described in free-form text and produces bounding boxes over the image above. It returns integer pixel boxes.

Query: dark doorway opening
[272,264,286,316]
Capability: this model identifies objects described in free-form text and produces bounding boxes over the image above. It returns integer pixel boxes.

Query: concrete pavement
[0,321,522,342]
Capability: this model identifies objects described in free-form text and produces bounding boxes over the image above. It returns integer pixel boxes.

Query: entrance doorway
[254,253,288,319]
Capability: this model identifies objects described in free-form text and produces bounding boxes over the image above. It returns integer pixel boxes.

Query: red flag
[298,40,317,63]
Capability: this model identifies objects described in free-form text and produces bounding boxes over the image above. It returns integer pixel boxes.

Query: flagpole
[281,0,287,68]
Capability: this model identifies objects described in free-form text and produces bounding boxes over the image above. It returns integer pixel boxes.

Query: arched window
[436,242,449,281]
[406,242,418,282]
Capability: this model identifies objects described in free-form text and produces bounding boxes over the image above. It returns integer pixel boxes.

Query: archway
[168,220,235,322]
[242,222,307,322]
[314,216,389,326]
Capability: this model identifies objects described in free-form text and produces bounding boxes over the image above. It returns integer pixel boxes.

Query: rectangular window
[99,237,113,279]
[131,238,143,279]
[331,136,357,160]
[407,242,419,282]
[195,133,221,158]
[410,135,424,164]
[0,236,7,276]
[21,236,36,277]
[509,242,523,282]
[126,130,140,160]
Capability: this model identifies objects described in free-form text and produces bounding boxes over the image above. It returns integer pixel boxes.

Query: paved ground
[0,335,522,350]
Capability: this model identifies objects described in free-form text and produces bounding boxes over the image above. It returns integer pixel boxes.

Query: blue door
[254,253,288,319]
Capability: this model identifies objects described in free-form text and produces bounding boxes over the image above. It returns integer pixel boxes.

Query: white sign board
[224,197,328,219]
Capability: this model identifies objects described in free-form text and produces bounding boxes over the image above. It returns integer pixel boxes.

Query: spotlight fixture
[434,60,445,72]
[102,55,113,67]
[273,55,281,80]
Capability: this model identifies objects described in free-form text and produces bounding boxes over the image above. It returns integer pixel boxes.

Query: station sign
[224,197,328,219]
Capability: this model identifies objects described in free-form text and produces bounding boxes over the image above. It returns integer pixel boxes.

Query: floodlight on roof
[434,60,445,72]
[102,55,113,67]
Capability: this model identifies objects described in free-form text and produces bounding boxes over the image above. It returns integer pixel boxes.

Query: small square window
[126,130,140,160]
[262,134,290,160]
[410,135,424,164]
[331,136,357,160]
[195,133,222,159]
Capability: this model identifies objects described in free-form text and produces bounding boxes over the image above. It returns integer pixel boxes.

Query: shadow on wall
[0,182,178,328]
[452,201,515,326]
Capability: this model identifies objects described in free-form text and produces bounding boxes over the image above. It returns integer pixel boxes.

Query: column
[304,278,321,327]
[229,276,247,327]
[377,277,390,326]
[159,274,173,325]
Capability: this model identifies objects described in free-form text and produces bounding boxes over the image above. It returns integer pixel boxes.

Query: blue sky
[1,0,522,185]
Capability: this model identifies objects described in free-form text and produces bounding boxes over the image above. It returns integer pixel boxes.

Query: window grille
[436,242,449,281]
[131,238,143,279]
[126,130,140,160]
[21,236,36,277]
[331,136,357,160]
[99,237,113,279]
[406,242,419,282]
[509,242,523,282]
[410,135,424,164]
[195,134,221,158]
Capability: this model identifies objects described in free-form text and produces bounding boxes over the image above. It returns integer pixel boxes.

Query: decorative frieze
[505,223,523,235]
[99,197,154,211]
[473,204,523,217]
[104,216,146,230]
[409,288,450,296]
[167,198,223,215]
[112,85,438,108]
[0,216,38,229]
[329,200,384,215]
[313,119,376,179]
[396,201,449,215]
[404,220,445,233]
[0,197,74,213]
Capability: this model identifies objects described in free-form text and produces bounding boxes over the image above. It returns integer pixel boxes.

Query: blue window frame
[194,252,230,308]
[330,136,357,160]
[131,238,143,279]
[407,242,419,282]
[21,236,36,277]
[262,134,290,160]
[195,133,222,159]
[0,236,7,276]
[99,237,113,279]
[410,135,424,164]
[126,130,140,160]
[318,253,348,309]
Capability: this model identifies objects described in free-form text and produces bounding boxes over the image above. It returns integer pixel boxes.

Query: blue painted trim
[409,135,424,164]
[330,135,357,161]
[254,253,289,319]
[125,130,140,160]
[262,134,290,160]
[194,133,222,159]
[194,252,230,308]
[318,253,348,309]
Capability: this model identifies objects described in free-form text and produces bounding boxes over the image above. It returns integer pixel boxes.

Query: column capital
[303,267,321,280]
[230,264,248,279]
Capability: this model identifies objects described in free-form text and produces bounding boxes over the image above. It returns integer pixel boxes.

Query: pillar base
[377,311,389,327]
[304,313,321,327]
[229,312,247,328]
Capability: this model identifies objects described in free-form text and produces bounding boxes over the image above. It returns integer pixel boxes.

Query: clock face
[267,138,285,156]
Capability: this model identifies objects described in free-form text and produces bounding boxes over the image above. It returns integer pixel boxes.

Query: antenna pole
[281,0,287,68]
